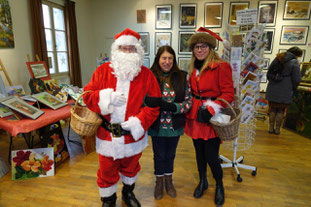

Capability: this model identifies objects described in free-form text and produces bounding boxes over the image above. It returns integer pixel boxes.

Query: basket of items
[70,91,102,136]
[210,98,242,141]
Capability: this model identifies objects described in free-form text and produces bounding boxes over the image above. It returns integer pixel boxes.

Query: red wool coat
[83,62,161,159]
[185,61,234,140]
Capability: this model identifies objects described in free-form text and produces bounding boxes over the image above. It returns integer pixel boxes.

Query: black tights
[192,138,222,183]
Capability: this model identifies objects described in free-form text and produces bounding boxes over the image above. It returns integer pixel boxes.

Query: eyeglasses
[119,46,137,53]
[194,44,208,51]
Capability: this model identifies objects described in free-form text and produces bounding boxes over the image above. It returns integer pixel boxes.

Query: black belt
[192,93,216,101]
[100,115,130,137]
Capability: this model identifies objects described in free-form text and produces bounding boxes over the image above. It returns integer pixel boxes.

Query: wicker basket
[210,98,241,141]
[70,91,102,136]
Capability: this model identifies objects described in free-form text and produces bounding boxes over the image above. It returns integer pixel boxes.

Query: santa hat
[189,27,223,50]
[114,28,141,46]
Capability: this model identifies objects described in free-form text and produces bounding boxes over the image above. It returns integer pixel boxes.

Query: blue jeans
[151,136,180,176]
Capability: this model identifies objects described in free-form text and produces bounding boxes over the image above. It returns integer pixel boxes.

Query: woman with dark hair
[266,46,302,135]
[145,46,192,200]
[185,27,234,206]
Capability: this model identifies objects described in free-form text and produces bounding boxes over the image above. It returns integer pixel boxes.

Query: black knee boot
[122,183,141,207]
[193,171,208,198]
[215,181,225,206]
[101,193,116,207]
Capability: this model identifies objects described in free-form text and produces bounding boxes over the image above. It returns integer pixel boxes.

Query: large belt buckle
[111,123,122,138]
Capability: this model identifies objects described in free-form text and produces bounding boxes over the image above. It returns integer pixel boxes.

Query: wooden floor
[1,119,311,207]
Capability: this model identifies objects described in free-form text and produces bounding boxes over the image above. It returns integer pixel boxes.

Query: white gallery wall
[0,0,310,92]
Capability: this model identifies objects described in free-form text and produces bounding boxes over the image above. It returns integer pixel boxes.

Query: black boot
[215,182,225,206]
[193,171,208,198]
[101,193,116,207]
[122,183,141,207]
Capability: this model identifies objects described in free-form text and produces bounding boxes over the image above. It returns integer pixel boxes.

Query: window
[42,1,69,76]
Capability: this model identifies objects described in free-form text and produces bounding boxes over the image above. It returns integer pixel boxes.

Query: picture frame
[283,0,311,20]
[229,2,249,25]
[300,62,311,82]
[260,71,267,83]
[5,85,26,97]
[155,32,172,54]
[136,10,146,23]
[178,31,195,55]
[155,4,172,29]
[1,96,44,120]
[204,2,223,28]
[263,58,270,70]
[143,58,150,68]
[26,61,51,80]
[0,103,13,118]
[32,92,67,110]
[138,32,149,55]
[258,1,278,27]
[178,57,191,72]
[179,3,197,29]
[278,49,306,63]
[280,25,309,45]
[263,28,275,54]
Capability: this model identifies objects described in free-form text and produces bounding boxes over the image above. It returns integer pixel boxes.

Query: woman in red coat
[185,27,234,206]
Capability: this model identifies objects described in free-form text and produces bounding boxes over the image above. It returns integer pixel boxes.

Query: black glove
[144,96,161,108]
[196,106,213,123]
[160,100,177,112]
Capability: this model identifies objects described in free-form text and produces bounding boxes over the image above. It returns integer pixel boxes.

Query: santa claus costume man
[83,28,161,207]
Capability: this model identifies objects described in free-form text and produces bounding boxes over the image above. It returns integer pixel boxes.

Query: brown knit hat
[189,27,222,50]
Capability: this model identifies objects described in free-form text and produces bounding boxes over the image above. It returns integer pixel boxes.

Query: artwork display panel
[32,92,67,110]
[178,31,195,55]
[155,5,172,29]
[258,1,278,27]
[155,32,172,54]
[178,57,191,72]
[138,32,149,55]
[280,26,309,45]
[263,28,275,54]
[204,2,223,28]
[26,61,51,80]
[229,2,250,25]
[179,3,196,29]
[283,0,311,20]
[301,62,311,82]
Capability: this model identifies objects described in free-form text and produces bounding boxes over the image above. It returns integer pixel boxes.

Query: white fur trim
[126,116,145,141]
[115,35,139,46]
[99,89,114,115]
[110,79,130,123]
[99,183,118,197]
[96,133,148,160]
[203,100,222,114]
[120,174,138,185]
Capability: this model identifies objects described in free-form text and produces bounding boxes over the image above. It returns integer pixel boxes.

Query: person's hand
[198,107,213,123]
[145,96,161,108]
[110,92,126,106]
[160,100,177,112]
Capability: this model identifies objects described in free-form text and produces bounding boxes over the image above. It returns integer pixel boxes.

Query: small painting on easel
[26,61,51,80]
[0,0,14,48]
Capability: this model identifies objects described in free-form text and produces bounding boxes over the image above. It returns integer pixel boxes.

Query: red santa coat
[83,62,161,159]
[185,61,234,140]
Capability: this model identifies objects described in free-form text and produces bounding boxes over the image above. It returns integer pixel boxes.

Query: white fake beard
[110,43,144,81]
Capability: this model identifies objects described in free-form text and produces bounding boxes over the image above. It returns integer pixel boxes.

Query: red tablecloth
[0,100,74,136]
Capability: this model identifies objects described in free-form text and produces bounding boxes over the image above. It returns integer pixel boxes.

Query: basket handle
[216,98,237,118]
[73,90,92,108]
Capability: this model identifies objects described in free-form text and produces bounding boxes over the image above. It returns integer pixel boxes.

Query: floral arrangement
[12,149,54,180]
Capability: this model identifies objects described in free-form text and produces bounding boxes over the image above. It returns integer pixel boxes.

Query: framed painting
[229,2,249,25]
[32,92,67,110]
[258,1,278,27]
[263,28,275,54]
[155,32,172,54]
[260,72,267,83]
[5,85,26,97]
[280,26,309,45]
[0,103,12,118]
[301,62,311,82]
[26,61,51,80]
[11,148,54,180]
[283,0,311,20]
[204,2,223,28]
[155,5,172,29]
[178,57,191,72]
[143,58,150,68]
[0,0,14,48]
[179,3,197,29]
[136,10,146,23]
[138,32,149,55]
[178,31,195,55]
[1,96,44,120]
[263,58,270,70]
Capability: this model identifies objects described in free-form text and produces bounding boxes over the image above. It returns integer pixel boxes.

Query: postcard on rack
[32,92,67,110]
[241,109,253,124]
[240,95,255,109]
[242,71,257,85]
